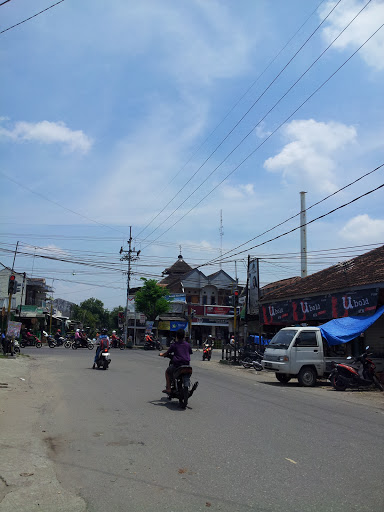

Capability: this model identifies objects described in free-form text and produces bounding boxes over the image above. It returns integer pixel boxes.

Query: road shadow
[148,397,192,411]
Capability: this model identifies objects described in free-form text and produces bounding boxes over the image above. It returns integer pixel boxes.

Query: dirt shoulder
[0,355,87,512]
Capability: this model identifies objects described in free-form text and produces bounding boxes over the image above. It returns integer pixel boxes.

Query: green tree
[134,279,170,321]
[72,297,109,333]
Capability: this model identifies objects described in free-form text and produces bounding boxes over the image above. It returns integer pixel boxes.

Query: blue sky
[1,0,384,309]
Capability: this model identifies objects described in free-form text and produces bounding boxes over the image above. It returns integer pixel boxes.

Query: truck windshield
[268,330,297,349]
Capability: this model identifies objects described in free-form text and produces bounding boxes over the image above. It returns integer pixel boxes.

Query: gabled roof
[207,269,236,284]
[162,255,192,277]
[261,245,384,302]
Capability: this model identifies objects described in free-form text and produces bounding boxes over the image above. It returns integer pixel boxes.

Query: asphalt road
[4,346,384,512]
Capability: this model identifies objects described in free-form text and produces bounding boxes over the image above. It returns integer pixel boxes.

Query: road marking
[285,458,297,464]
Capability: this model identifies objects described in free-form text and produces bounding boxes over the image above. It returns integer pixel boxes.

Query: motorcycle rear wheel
[72,343,78,350]
[373,375,384,391]
[179,386,189,409]
[20,342,26,348]
[36,342,42,348]
[64,341,71,348]
[103,360,108,370]
[87,343,94,350]
[333,376,347,391]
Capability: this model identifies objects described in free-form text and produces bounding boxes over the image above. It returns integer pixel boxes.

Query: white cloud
[0,120,93,153]
[264,119,357,193]
[320,0,384,70]
[340,214,384,242]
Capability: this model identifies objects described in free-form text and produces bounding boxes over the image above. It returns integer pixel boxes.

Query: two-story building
[158,254,238,343]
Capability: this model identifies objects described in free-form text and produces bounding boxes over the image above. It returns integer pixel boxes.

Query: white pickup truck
[262,326,342,386]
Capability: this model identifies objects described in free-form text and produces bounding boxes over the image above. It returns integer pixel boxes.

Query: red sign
[205,306,232,316]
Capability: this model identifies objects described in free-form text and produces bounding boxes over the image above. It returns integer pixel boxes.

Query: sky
[1,0,384,310]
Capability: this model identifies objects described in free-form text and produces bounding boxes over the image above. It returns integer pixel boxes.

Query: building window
[211,295,216,305]
[202,295,207,305]
[186,295,192,303]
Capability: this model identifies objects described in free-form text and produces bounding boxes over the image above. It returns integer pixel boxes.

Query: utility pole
[6,241,19,334]
[120,227,140,344]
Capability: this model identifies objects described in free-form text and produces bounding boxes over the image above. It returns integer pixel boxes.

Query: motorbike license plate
[102,353,110,357]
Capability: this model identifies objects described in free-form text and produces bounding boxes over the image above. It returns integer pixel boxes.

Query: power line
[137,0,343,243]
[0,0,65,34]
[143,18,383,252]
[204,162,384,266]
[200,182,384,266]
[141,1,375,250]
[135,0,326,239]
[0,172,130,237]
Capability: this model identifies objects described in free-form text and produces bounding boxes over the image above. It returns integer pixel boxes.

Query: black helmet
[101,328,108,334]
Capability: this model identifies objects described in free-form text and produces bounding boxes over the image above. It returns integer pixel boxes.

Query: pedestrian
[1,330,6,355]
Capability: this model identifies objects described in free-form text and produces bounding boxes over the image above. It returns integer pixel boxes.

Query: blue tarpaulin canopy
[320,305,384,346]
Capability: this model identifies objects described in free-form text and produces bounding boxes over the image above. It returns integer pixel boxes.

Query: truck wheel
[298,367,317,387]
[276,373,291,383]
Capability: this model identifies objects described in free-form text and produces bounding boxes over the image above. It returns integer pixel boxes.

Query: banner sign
[262,288,378,325]
[205,306,232,316]
[191,317,229,326]
[7,321,22,338]
[170,321,188,331]
[158,321,188,331]
[158,321,170,331]
[166,294,186,303]
[145,321,154,333]
[248,259,259,315]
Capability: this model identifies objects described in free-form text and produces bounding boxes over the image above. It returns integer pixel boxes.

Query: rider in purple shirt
[159,329,192,393]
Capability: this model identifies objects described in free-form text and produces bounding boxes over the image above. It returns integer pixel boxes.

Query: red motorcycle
[202,344,212,361]
[329,346,384,391]
[20,333,42,348]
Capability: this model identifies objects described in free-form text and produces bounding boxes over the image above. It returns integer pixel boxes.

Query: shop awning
[320,305,384,346]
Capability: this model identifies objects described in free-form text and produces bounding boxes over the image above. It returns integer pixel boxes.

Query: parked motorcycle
[240,349,263,371]
[144,338,163,351]
[13,340,20,354]
[20,334,42,348]
[161,354,198,409]
[94,347,111,370]
[72,339,94,350]
[202,344,212,361]
[329,346,384,391]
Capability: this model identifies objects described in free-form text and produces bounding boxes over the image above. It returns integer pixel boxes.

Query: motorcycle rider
[111,330,118,348]
[159,328,192,394]
[75,329,82,344]
[93,328,110,369]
